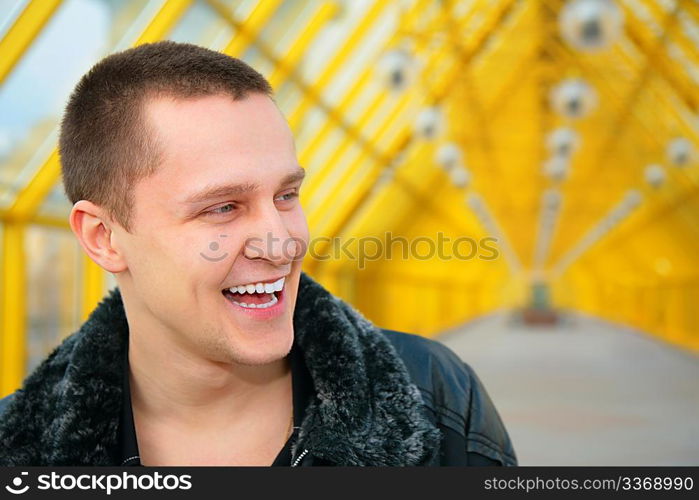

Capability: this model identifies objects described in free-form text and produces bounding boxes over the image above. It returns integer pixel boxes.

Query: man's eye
[206,203,236,216]
[275,191,298,202]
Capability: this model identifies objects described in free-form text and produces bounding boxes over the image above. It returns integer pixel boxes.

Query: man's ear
[69,200,127,273]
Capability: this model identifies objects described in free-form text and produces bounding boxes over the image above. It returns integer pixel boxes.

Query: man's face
[113,92,309,366]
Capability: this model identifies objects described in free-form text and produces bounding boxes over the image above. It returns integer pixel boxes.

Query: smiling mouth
[221,276,285,309]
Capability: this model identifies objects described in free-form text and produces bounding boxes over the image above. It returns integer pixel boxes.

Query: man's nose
[243,206,298,265]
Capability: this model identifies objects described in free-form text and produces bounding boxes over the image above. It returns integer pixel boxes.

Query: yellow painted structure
[0,0,698,396]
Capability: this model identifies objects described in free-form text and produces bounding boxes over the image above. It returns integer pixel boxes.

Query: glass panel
[0,0,29,39]
[36,182,71,221]
[168,0,230,47]
[26,225,81,373]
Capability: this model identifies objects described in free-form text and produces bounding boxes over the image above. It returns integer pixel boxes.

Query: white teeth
[227,277,286,295]
[257,294,278,308]
[233,294,278,309]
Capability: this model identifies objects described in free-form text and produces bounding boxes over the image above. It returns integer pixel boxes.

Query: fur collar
[0,273,440,466]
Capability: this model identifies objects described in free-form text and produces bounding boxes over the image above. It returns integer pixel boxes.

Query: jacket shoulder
[381,329,472,393]
[381,329,517,466]
[0,393,15,418]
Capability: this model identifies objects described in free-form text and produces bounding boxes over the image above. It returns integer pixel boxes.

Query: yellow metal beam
[685,0,699,24]
[81,255,105,321]
[310,0,521,240]
[306,91,414,226]
[594,9,699,147]
[307,1,524,278]
[303,0,528,212]
[560,0,690,223]
[210,0,377,174]
[209,0,389,166]
[322,153,477,248]
[135,0,194,45]
[620,0,697,113]
[214,0,284,58]
[6,149,61,222]
[447,29,501,180]
[301,1,449,208]
[373,145,484,244]
[636,0,699,68]
[542,35,660,147]
[605,183,699,254]
[298,0,445,184]
[603,1,684,143]
[1,223,26,396]
[308,95,412,232]
[293,0,436,191]
[541,16,699,238]
[298,68,379,181]
[30,214,70,229]
[0,0,62,86]
[302,89,396,214]
[287,0,392,130]
[267,2,338,89]
[0,210,71,229]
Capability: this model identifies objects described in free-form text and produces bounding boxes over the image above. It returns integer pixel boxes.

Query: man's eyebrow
[182,167,305,205]
[280,167,306,186]
[183,181,260,205]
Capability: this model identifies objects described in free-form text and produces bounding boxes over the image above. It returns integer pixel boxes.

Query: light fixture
[546,127,580,157]
[644,164,666,188]
[377,48,415,91]
[550,78,598,119]
[543,156,570,181]
[559,0,624,52]
[449,165,471,188]
[666,137,694,167]
[414,106,444,140]
[435,142,463,170]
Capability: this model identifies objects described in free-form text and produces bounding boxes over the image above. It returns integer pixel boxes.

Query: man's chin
[214,324,294,366]
[230,347,292,367]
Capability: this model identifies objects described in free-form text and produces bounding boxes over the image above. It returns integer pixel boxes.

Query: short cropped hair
[59,41,273,231]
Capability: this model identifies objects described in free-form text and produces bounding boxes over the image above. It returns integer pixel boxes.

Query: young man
[0,42,516,466]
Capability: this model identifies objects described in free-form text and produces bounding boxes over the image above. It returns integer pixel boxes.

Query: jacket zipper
[291,448,309,467]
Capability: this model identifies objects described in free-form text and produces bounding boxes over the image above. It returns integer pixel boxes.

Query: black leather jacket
[383,329,516,466]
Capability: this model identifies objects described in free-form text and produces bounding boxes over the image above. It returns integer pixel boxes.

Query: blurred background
[0,0,697,464]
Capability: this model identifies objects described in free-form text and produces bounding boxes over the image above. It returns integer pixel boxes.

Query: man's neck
[127,326,291,427]
[126,324,294,466]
